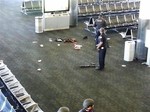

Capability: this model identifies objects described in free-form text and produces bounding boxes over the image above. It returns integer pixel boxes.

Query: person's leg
[99,49,106,70]
[98,50,103,69]
[102,49,106,69]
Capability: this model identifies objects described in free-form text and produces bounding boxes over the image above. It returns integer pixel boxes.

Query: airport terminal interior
[0,0,150,112]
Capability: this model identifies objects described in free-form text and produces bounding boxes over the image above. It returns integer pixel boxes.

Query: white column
[136,0,150,60]
[145,29,150,66]
[69,0,78,26]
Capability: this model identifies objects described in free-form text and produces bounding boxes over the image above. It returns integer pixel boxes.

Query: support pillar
[69,0,78,27]
[135,0,150,60]
[135,20,149,60]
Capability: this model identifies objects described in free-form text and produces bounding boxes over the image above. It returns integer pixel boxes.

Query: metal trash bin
[35,16,43,33]
[124,41,135,61]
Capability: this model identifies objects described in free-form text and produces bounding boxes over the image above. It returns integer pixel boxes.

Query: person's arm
[96,41,103,50]
[96,35,104,49]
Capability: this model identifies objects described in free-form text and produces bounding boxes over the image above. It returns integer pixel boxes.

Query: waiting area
[1,0,150,112]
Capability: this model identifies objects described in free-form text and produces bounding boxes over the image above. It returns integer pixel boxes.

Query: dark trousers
[98,48,106,69]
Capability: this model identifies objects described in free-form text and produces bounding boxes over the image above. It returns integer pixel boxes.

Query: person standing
[94,15,107,32]
[79,98,94,112]
[96,28,108,70]
[94,15,107,46]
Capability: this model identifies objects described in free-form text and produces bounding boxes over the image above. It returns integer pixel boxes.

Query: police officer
[96,28,107,70]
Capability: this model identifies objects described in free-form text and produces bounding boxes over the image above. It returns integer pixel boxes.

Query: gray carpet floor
[0,0,150,112]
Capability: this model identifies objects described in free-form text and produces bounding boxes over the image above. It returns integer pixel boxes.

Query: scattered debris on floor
[55,37,77,43]
[107,38,110,40]
[63,38,77,43]
[49,38,52,42]
[37,68,41,71]
[55,38,63,42]
[80,63,96,68]
[32,41,38,44]
[74,43,82,50]
[40,44,44,47]
[121,64,126,67]
[38,60,42,63]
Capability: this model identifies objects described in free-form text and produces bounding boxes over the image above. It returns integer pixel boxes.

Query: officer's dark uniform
[97,32,107,70]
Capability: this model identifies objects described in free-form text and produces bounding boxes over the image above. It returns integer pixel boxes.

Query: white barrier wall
[43,13,70,31]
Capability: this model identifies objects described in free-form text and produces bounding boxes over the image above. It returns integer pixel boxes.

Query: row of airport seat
[78,1,140,17]
[78,0,99,5]
[0,60,43,112]
[84,13,139,31]
[0,77,27,112]
[21,0,42,15]
[78,0,128,5]
[101,0,126,2]
[105,13,139,29]
[0,90,16,112]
